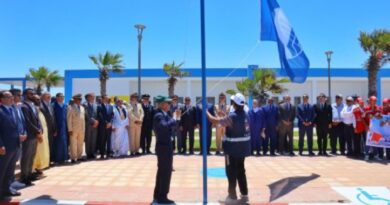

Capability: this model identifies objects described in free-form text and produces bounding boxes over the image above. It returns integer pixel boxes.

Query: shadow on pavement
[268,173,320,202]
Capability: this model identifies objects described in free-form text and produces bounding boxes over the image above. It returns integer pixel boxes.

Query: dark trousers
[85,126,98,158]
[141,126,153,153]
[99,128,112,157]
[20,138,37,182]
[386,149,390,160]
[171,126,180,152]
[181,126,195,153]
[265,126,277,154]
[199,126,212,153]
[330,123,345,154]
[298,125,313,153]
[250,130,261,154]
[278,124,294,154]
[225,155,248,198]
[353,132,363,157]
[316,126,329,154]
[48,133,54,163]
[343,124,354,155]
[0,148,19,196]
[153,146,173,201]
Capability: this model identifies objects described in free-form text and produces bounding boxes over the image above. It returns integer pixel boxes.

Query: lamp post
[325,51,333,103]
[135,24,146,98]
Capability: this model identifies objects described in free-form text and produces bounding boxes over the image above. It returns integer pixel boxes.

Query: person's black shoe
[256,152,261,156]
[21,180,33,186]
[146,150,152,154]
[216,151,220,155]
[299,152,303,156]
[270,152,276,156]
[157,198,175,204]
[323,152,329,156]
[207,152,211,155]
[318,152,323,156]
[263,152,268,156]
[331,151,337,155]
[71,160,77,164]
[289,152,295,156]
[341,152,346,155]
[4,191,21,197]
[309,152,315,156]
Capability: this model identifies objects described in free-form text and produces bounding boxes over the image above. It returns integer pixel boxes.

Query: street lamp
[135,24,146,98]
[325,50,333,103]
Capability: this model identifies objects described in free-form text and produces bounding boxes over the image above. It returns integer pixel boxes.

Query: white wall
[71,77,386,105]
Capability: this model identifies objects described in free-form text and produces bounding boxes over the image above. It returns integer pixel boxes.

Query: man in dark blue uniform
[153,95,180,204]
[262,97,279,156]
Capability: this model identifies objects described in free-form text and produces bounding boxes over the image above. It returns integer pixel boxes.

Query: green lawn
[189,130,338,152]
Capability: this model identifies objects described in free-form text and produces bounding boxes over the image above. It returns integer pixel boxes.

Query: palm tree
[226,68,289,105]
[359,29,390,97]
[27,66,50,95]
[45,70,62,92]
[27,66,63,94]
[89,51,124,96]
[163,61,190,97]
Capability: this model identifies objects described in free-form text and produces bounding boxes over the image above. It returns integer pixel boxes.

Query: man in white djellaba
[111,99,130,157]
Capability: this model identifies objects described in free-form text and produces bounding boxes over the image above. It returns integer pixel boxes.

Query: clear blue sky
[1,0,390,78]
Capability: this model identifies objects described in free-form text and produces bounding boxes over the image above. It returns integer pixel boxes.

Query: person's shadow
[268,173,320,202]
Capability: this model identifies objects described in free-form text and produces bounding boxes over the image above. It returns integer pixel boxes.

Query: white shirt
[341,104,356,127]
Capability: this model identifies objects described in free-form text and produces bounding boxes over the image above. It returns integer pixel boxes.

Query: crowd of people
[0,87,389,201]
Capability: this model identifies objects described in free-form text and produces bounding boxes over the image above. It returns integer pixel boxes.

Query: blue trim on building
[64,68,390,102]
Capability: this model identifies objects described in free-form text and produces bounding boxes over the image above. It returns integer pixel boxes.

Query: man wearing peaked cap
[67,93,86,163]
[128,92,144,155]
[141,94,154,154]
[152,95,179,204]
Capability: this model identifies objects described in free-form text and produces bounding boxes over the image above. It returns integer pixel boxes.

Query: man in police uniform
[153,95,180,204]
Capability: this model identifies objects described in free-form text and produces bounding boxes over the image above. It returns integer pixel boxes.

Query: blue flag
[260,0,310,83]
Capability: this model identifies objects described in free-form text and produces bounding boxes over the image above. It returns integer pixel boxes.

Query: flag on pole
[261,0,310,83]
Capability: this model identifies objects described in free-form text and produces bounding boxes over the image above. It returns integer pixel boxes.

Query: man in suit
[83,93,99,159]
[278,95,296,156]
[40,92,57,164]
[169,95,182,153]
[0,91,26,199]
[153,95,180,204]
[141,94,154,154]
[196,99,215,155]
[297,94,316,156]
[214,93,230,155]
[97,95,114,159]
[67,94,86,163]
[20,88,43,185]
[262,97,279,156]
[128,93,144,155]
[313,93,333,156]
[179,97,197,154]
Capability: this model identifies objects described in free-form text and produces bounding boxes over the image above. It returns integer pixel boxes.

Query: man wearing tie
[141,94,154,154]
[97,95,114,159]
[0,91,26,199]
[278,95,296,156]
[297,94,316,156]
[40,92,57,164]
[314,93,332,156]
[179,97,197,154]
[83,93,99,160]
[67,94,86,163]
[20,88,43,185]
[262,97,279,156]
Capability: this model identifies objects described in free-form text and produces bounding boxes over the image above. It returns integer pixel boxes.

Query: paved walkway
[3,155,390,204]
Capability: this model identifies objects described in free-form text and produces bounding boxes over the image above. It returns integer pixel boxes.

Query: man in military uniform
[141,94,154,154]
[214,93,230,155]
[67,94,86,163]
[152,95,180,204]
